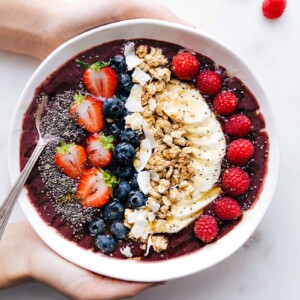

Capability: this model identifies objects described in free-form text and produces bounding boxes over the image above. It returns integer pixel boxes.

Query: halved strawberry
[76,168,118,207]
[76,60,117,98]
[86,133,114,168]
[54,142,87,179]
[70,92,104,133]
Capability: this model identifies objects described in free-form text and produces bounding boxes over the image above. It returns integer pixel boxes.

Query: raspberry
[214,197,242,221]
[222,167,250,196]
[172,52,200,80]
[225,114,251,137]
[196,70,222,95]
[262,0,287,19]
[227,139,254,165]
[213,91,238,115]
[194,215,218,243]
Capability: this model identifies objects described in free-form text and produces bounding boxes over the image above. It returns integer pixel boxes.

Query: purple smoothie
[20,39,269,261]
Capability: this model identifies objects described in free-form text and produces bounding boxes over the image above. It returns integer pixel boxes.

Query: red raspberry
[227,139,255,165]
[196,70,222,95]
[225,114,251,137]
[172,52,200,80]
[214,197,242,221]
[262,0,287,19]
[194,215,218,243]
[222,167,250,196]
[213,91,238,115]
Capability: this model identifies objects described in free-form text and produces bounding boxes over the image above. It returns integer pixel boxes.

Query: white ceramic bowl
[8,19,279,282]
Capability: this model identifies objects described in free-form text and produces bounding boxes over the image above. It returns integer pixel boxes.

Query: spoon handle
[0,141,46,241]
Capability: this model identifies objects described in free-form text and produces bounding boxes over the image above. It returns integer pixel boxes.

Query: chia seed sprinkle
[37,90,96,233]
[54,198,99,233]
[40,91,86,144]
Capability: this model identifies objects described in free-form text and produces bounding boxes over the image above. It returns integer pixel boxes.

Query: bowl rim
[8,19,280,282]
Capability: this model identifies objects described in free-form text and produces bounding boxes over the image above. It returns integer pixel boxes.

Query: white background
[0,0,299,299]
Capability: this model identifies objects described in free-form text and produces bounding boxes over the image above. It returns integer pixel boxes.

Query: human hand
[0,0,193,59]
[0,221,159,300]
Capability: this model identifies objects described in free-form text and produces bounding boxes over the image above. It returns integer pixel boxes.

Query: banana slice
[183,116,220,136]
[153,216,196,233]
[171,187,220,219]
[156,80,212,126]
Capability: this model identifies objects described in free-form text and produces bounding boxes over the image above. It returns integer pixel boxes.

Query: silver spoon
[0,95,49,241]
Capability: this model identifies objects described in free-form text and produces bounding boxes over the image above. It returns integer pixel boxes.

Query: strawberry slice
[76,168,118,207]
[70,92,104,133]
[54,142,87,179]
[76,60,117,98]
[86,133,114,168]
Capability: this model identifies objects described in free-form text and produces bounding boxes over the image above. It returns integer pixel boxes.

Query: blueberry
[103,200,125,220]
[117,94,128,103]
[120,129,141,147]
[110,222,128,240]
[95,235,116,254]
[114,110,129,128]
[113,164,134,180]
[89,219,105,236]
[110,55,126,73]
[114,181,132,201]
[109,123,121,137]
[114,143,136,165]
[130,172,139,189]
[117,73,133,95]
[103,97,125,120]
[128,190,147,209]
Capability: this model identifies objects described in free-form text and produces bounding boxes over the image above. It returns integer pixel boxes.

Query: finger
[100,279,156,299]
[65,0,193,36]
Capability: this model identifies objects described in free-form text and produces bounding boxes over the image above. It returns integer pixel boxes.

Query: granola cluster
[126,45,195,222]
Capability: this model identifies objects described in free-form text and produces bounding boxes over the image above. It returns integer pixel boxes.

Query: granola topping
[124,43,226,253]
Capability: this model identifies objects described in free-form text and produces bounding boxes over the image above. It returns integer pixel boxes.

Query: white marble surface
[0,0,299,299]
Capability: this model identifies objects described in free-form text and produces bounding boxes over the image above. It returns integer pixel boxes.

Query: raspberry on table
[172,52,200,80]
[214,197,242,221]
[222,167,251,196]
[225,114,251,137]
[226,138,254,165]
[262,0,287,19]
[213,91,238,115]
[194,215,218,243]
[196,70,222,95]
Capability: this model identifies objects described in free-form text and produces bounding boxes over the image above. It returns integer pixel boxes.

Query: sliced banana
[171,187,221,219]
[156,80,212,126]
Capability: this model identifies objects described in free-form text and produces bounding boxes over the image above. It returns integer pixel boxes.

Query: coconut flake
[120,246,133,258]
[145,235,153,256]
[132,67,151,86]
[124,42,136,56]
[142,121,157,148]
[134,138,152,172]
[125,112,144,131]
[147,202,160,213]
[148,98,157,111]
[147,212,155,222]
[125,84,144,112]
[124,42,142,71]
[131,213,149,239]
[137,171,152,194]
[127,210,139,224]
